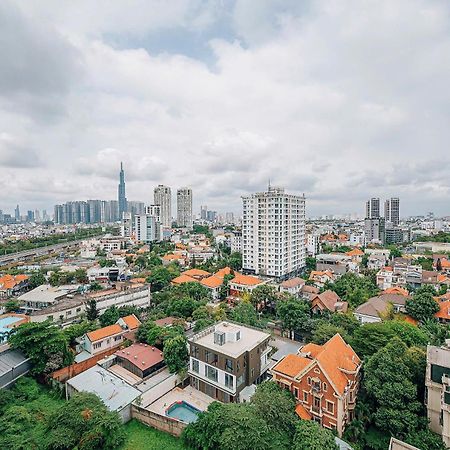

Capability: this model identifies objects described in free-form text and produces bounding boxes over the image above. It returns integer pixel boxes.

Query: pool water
[166,401,201,423]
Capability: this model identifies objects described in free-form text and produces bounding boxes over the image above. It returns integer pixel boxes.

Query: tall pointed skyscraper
[118,162,127,219]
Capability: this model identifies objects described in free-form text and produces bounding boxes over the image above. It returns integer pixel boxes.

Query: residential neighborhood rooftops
[435,301,450,321]
[18,284,79,305]
[0,274,28,290]
[200,276,223,288]
[214,267,233,279]
[154,316,178,327]
[171,274,197,285]
[182,268,210,278]
[120,314,141,330]
[114,343,164,371]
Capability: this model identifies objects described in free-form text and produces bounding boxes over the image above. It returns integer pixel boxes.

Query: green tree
[406,291,439,322]
[99,306,120,327]
[329,313,361,335]
[163,334,189,373]
[9,321,74,375]
[311,322,348,345]
[305,257,316,272]
[250,284,277,312]
[28,271,46,289]
[85,299,99,321]
[44,392,125,450]
[4,299,20,313]
[293,420,337,450]
[276,297,311,339]
[387,245,402,258]
[63,321,97,346]
[364,337,421,436]
[48,271,60,287]
[405,429,447,450]
[147,266,177,291]
[74,268,88,283]
[230,302,259,327]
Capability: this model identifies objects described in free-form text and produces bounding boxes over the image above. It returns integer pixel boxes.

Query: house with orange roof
[311,290,348,314]
[78,315,141,357]
[382,286,409,297]
[161,253,187,267]
[0,274,29,299]
[228,273,265,297]
[214,267,233,280]
[200,275,224,301]
[271,334,361,436]
[345,248,364,264]
[308,270,335,288]
[435,301,450,324]
[171,274,198,286]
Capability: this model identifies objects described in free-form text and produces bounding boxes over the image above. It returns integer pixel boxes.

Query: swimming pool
[0,316,23,339]
[165,401,201,423]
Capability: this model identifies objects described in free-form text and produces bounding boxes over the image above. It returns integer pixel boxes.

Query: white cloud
[0,0,449,217]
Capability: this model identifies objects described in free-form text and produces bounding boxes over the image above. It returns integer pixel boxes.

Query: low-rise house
[382,286,409,296]
[0,274,29,299]
[367,254,388,270]
[435,301,450,324]
[311,291,348,314]
[114,343,165,379]
[353,294,408,323]
[345,248,364,264]
[301,284,320,300]
[78,314,141,356]
[280,277,306,297]
[87,266,121,282]
[271,334,361,436]
[228,273,265,297]
[425,340,450,448]
[19,284,79,313]
[200,276,223,301]
[309,270,335,289]
[66,364,141,422]
[188,321,271,403]
[316,254,359,275]
[181,269,211,280]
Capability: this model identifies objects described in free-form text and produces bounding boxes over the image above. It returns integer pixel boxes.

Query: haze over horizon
[1,0,449,217]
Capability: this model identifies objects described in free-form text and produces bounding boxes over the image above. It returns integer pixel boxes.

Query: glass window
[205,365,218,382]
[225,374,233,389]
[225,358,233,373]
[192,359,199,373]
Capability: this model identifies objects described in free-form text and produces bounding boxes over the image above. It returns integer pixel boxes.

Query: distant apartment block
[188,321,271,403]
[242,186,306,280]
[426,340,450,448]
[154,185,172,228]
[177,187,193,229]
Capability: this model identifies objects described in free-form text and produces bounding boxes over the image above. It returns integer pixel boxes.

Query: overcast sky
[0,0,449,218]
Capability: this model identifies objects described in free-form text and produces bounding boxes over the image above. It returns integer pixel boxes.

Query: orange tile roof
[437,274,449,283]
[295,403,312,420]
[272,353,312,378]
[309,270,333,279]
[231,272,263,286]
[130,278,146,283]
[200,276,223,288]
[121,314,141,330]
[162,253,183,261]
[0,274,29,290]
[87,324,123,342]
[171,274,198,285]
[301,343,323,358]
[382,287,409,297]
[403,315,418,326]
[435,301,450,321]
[214,267,233,279]
[183,268,211,277]
[346,248,364,256]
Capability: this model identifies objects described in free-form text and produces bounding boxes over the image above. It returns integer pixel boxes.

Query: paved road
[0,236,102,267]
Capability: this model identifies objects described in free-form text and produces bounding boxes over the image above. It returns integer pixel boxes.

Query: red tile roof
[171,274,197,285]
[115,343,164,370]
[231,273,263,286]
[182,268,211,277]
[201,276,223,288]
[435,301,450,321]
[121,314,141,330]
[295,403,312,420]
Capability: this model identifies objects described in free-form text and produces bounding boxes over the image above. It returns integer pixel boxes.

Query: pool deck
[147,386,214,417]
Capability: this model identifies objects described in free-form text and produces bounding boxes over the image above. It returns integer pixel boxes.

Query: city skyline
[1,1,449,216]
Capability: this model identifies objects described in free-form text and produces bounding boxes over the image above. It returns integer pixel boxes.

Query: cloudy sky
[0,0,449,218]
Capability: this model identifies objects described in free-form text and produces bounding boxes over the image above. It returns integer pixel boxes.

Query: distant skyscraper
[365,197,385,244]
[384,197,400,227]
[14,204,20,221]
[200,205,208,220]
[242,186,306,280]
[118,162,127,219]
[153,185,172,227]
[365,198,380,219]
[177,187,193,229]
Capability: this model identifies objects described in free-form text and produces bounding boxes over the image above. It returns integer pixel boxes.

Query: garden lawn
[120,419,187,450]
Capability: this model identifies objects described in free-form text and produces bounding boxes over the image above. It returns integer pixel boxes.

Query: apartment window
[225,358,233,373]
[314,397,320,409]
[93,342,102,350]
[114,336,122,342]
[206,351,218,364]
[225,374,234,389]
[303,391,308,402]
[326,400,334,414]
[192,346,199,358]
[293,387,299,399]
[323,382,327,392]
[307,377,311,385]
[192,359,199,373]
[251,368,255,378]
[237,374,245,387]
[205,365,218,383]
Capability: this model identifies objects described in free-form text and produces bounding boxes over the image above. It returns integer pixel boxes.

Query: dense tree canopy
[293,420,337,450]
[164,334,189,373]
[9,321,74,375]
[406,291,440,323]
